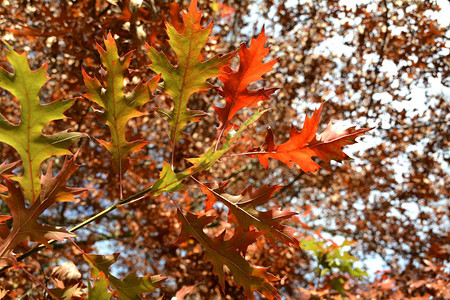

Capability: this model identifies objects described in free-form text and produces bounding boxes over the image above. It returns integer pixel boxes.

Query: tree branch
[0,184,154,274]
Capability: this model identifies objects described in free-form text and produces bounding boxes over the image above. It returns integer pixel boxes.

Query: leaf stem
[225,151,272,157]
[214,126,226,151]
[170,142,176,170]
[119,172,124,200]
[167,192,182,212]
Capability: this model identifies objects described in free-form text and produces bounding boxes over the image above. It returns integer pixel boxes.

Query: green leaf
[0,42,82,203]
[300,236,368,287]
[186,145,226,172]
[151,162,186,196]
[150,147,223,197]
[83,33,160,175]
[86,253,118,278]
[87,272,112,300]
[222,109,269,150]
[146,0,234,144]
[328,277,345,293]
[84,252,166,300]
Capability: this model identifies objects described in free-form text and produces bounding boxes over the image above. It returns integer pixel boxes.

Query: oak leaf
[251,102,371,172]
[175,209,280,300]
[0,42,82,203]
[87,272,111,300]
[0,155,82,265]
[200,182,300,248]
[215,28,277,135]
[146,0,234,144]
[83,33,160,176]
[84,252,166,299]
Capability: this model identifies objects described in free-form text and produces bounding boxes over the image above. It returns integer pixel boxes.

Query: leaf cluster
[0,0,385,299]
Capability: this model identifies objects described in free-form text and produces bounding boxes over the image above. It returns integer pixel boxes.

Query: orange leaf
[215,28,277,135]
[251,102,371,172]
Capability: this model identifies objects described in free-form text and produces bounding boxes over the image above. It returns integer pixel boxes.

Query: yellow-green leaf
[151,162,186,196]
[146,0,234,144]
[0,42,82,203]
[87,272,112,300]
[83,33,160,176]
[84,252,166,299]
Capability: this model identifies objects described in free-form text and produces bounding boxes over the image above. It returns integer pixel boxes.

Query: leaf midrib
[172,27,194,144]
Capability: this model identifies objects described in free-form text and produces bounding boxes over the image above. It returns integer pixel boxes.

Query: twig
[20,265,58,299]
[0,184,154,274]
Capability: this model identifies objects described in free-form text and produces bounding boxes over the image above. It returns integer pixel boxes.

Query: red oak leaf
[175,209,280,300]
[251,102,371,172]
[215,27,277,135]
[200,181,300,249]
[0,155,83,265]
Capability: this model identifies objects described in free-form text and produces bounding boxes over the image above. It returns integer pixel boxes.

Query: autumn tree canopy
[0,0,448,299]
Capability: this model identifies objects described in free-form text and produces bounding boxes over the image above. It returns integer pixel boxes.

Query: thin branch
[0,184,154,274]
[365,0,390,116]
[275,171,304,196]
[226,151,273,157]
[223,162,257,181]
[20,265,58,299]
[215,125,227,151]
